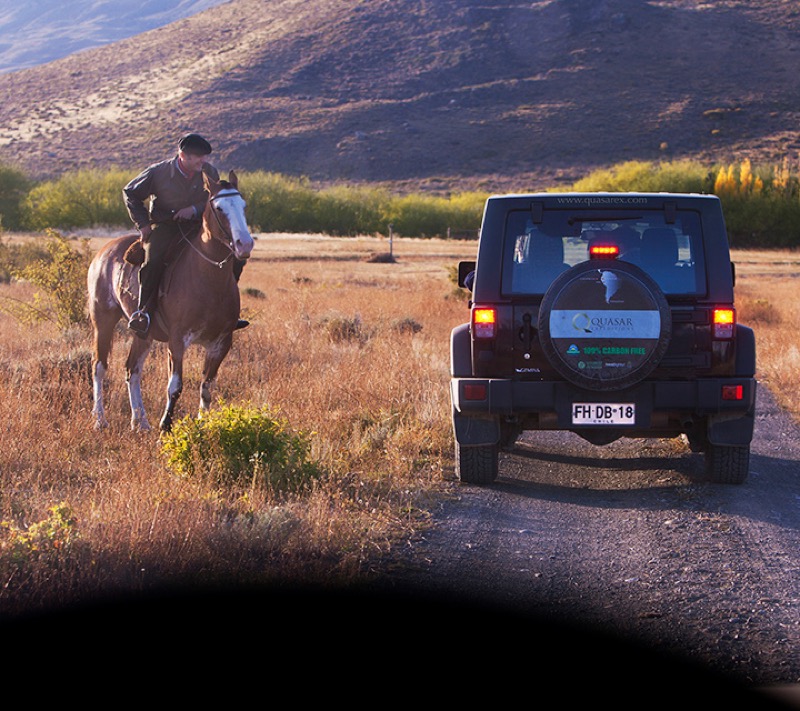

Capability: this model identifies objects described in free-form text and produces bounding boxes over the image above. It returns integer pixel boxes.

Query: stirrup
[128,309,150,335]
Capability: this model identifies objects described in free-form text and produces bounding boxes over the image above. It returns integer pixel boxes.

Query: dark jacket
[123,156,220,230]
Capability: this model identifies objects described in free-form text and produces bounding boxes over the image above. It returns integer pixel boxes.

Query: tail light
[589,244,620,259]
[463,384,487,400]
[472,307,497,339]
[722,384,744,401]
[712,308,735,339]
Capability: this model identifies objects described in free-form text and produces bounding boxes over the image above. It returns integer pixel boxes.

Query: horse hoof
[94,419,109,431]
[131,420,151,433]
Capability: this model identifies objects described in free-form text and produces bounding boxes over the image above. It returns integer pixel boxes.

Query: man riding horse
[123,132,248,336]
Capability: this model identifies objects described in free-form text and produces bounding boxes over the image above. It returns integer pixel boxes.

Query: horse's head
[204,170,255,261]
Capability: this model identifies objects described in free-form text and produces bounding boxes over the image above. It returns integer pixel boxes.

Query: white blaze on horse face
[215,190,254,260]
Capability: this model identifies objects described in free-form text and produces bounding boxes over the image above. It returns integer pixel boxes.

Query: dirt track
[377,384,800,699]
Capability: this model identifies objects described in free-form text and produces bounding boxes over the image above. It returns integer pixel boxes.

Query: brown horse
[88,170,254,432]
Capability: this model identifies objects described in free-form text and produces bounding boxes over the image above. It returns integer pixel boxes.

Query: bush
[569,159,800,248]
[0,162,33,231]
[239,170,484,237]
[240,171,320,233]
[21,168,132,230]
[571,159,712,193]
[315,183,389,235]
[382,191,485,238]
[1,231,92,328]
[0,237,50,283]
[1,502,80,575]
[160,403,322,492]
[9,161,800,247]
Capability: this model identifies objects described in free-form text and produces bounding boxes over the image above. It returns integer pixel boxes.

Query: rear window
[502,208,706,296]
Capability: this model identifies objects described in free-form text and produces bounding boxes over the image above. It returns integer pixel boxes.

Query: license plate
[572,403,635,425]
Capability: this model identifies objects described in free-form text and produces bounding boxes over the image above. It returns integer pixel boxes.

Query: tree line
[1,159,799,247]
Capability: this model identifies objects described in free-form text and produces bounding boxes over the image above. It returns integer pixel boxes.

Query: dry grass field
[0,232,475,616]
[731,249,800,415]
[0,233,797,618]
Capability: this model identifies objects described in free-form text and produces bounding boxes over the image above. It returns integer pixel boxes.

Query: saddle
[123,240,145,265]
[121,228,196,335]
[123,226,196,266]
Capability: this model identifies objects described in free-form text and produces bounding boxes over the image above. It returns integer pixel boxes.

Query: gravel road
[374,384,800,706]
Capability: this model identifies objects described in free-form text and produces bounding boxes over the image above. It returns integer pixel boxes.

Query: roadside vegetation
[0,234,469,616]
[2,158,800,246]
[0,157,798,618]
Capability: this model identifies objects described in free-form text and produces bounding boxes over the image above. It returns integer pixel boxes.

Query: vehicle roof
[485,192,719,203]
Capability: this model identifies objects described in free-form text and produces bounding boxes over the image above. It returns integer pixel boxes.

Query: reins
[180,188,242,269]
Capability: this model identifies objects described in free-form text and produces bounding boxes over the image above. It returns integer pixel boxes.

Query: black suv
[451,193,756,485]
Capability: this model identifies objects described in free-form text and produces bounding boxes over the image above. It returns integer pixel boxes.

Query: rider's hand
[173,207,196,221]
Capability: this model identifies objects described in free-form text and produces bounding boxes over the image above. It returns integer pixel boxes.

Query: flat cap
[178,133,212,155]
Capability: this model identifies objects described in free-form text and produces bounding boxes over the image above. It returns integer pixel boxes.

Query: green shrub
[570,160,712,193]
[0,237,50,283]
[382,191,485,238]
[1,231,92,328]
[10,161,800,247]
[315,183,389,235]
[1,502,79,566]
[0,162,33,231]
[569,159,800,248]
[240,171,321,233]
[21,168,132,230]
[239,170,484,237]
[160,403,322,492]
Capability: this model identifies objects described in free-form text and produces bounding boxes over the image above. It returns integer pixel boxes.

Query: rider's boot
[128,310,150,337]
[128,286,153,337]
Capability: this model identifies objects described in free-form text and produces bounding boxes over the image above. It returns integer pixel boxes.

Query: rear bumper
[451,377,757,446]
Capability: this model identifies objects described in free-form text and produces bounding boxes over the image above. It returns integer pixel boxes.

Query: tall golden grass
[733,249,800,410]
[0,235,796,618]
[0,233,474,617]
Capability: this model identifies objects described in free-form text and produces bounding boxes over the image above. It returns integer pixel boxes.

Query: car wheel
[706,443,750,485]
[456,442,499,485]
[538,260,672,391]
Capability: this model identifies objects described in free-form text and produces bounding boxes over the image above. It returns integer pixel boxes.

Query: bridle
[181,188,243,269]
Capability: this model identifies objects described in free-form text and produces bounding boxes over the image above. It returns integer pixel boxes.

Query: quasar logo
[572,313,592,333]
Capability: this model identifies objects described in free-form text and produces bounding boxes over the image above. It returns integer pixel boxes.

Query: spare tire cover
[538,260,672,391]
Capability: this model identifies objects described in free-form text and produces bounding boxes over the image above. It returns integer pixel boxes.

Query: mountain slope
[0,0,229,74]
[0,0,798,190]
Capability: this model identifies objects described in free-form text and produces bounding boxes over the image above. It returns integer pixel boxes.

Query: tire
[456,442,499,485]
[538,260,672,391]
[705,443,750,485]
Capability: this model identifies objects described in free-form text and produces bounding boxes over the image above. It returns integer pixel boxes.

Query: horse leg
[125,337,153,432]
[160,343,185,432]
[199,335,233,414]
[90,309,122,430]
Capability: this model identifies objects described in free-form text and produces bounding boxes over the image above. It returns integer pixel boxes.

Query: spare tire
[538,260,672,391]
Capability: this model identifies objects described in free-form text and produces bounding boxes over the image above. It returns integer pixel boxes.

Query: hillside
[0,0,228,74]
[0,0,799,192]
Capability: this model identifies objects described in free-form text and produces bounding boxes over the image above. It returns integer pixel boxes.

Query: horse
[88,170,254,432]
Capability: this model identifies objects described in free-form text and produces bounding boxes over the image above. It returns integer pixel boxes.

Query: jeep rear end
[451,193,756,485]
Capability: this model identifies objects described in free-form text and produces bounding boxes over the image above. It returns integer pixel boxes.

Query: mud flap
[707,398,756,447]
[450,323,471,377]
[452,411,500,446]
[735,325,756,377]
